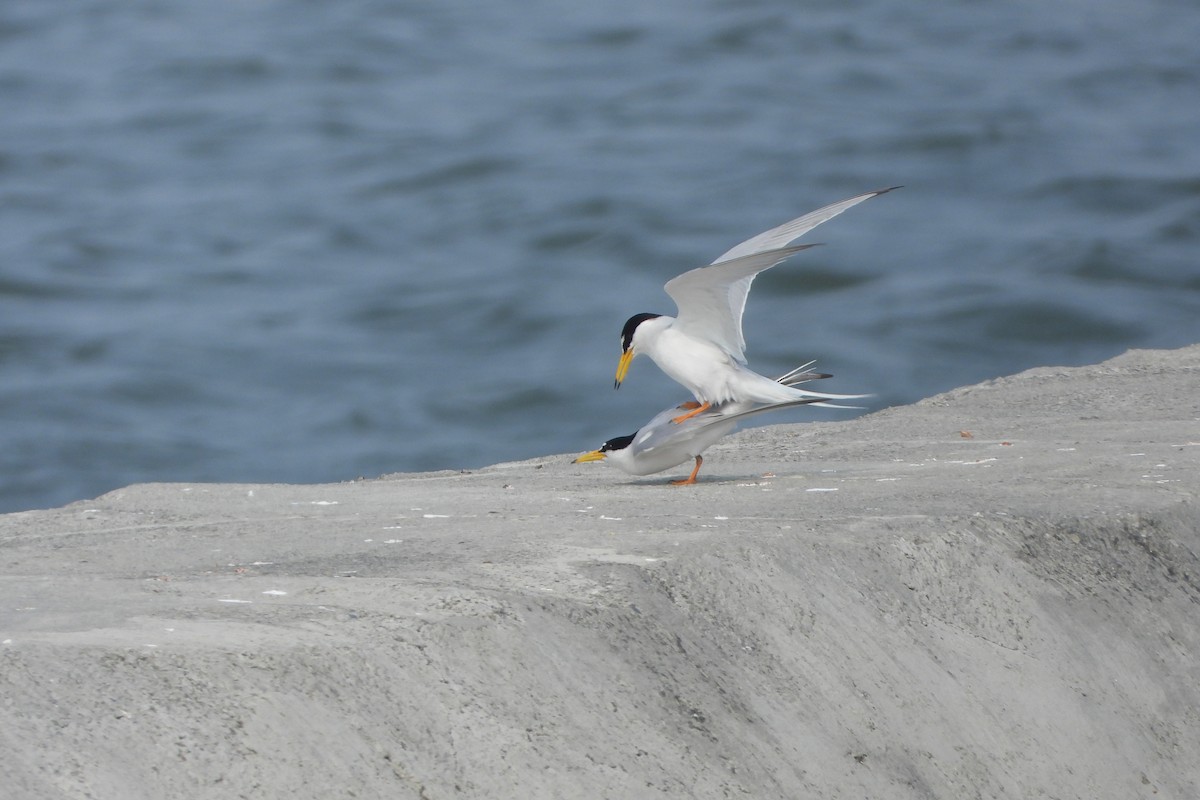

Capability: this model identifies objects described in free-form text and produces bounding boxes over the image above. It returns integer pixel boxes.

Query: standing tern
[575,363,835,485]
[613,187,897,422]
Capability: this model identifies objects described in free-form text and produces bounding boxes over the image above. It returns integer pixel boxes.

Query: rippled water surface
[3,0,1199,511]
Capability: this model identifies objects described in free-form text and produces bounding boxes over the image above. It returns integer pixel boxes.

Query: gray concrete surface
[2,344,1198,799]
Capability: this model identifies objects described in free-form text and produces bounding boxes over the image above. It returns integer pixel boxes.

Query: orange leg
[671,401,711,424]
[670,456,703,486]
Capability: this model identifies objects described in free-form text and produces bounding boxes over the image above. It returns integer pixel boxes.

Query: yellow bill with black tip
[614,349,635,389]
[573,450,607,464]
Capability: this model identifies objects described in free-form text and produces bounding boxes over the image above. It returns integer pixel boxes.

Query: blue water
[2,0,1199,513]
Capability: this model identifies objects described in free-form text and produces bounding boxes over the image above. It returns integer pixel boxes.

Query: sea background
[2,0,1198,513]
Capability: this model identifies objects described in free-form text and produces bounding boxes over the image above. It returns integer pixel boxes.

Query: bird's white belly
[645,330,743,405]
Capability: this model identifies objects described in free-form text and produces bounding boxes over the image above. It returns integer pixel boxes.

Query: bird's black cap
[620,313,661,353]
[600,432,636,453]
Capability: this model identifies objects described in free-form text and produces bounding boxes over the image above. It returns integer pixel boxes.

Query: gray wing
[663,187,898,362]
[708,396,829,424]
[631,404,737,454]
[633,396,828,455]
[713,186,900,263]
[664,245,816,363]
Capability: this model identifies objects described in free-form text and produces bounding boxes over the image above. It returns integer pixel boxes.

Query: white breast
[642,326,742,405]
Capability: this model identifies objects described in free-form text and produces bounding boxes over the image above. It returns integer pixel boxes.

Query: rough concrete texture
[2,344,1198,799]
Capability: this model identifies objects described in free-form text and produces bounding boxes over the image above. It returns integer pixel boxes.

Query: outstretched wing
[663,187,898,362]
[665,245,816,363]
[713,186,900,263]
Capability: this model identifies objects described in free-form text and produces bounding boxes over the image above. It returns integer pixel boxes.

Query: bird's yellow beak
[614,349,635,389]
[573,450,606,464]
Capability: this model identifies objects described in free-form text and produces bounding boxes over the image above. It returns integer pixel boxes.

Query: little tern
[576,363,835,484]
[613,187,896,422]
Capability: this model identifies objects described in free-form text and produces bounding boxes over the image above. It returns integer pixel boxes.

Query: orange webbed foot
[671,401,710,424]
